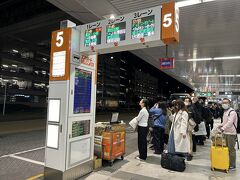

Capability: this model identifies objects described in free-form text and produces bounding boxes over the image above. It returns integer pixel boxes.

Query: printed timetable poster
[74,68,92,114]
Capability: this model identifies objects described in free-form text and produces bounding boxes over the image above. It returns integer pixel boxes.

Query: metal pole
[3,84,7,116]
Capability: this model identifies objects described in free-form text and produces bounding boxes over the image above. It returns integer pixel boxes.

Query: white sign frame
[79,5,163,54]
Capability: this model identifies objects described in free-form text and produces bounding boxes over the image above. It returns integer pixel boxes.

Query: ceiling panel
[48,0,240,92]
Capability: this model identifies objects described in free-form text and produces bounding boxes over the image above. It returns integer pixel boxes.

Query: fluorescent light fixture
[12,64,17,67]
[176,0,201,8]
[42,57,47,61]
[2,64,9,68]
[12,49,18,53]
[187,58,212,62]
[176,0,216,8]
[213,56,240,60]
[187,56,240,62]
[199,75,240,78]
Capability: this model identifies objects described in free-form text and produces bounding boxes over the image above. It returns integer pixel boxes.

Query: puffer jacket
[149,107,166,129]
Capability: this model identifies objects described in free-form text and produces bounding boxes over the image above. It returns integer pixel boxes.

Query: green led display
[131,15,155,39]
[84,28,102,47]
[106,22,126,43]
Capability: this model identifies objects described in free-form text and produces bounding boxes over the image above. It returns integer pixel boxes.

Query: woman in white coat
[168,100,191,156]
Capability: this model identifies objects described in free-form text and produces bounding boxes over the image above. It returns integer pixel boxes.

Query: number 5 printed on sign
[163,13,172,28]
[56,31,64,47]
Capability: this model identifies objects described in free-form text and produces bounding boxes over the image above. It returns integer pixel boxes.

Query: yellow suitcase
[210,145,229,173]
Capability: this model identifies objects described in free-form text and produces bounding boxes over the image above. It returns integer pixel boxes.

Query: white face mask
[222,104,230,110]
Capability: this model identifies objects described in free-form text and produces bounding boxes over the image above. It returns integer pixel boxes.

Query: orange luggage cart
[102,131,125,166]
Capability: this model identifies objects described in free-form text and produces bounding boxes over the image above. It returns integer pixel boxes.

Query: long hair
[158,101,167,116]
[175,99,188,112]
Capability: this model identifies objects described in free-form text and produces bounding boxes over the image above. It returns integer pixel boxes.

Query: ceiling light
[213,56,240,60]
[12,49,18,53]
[176,0,201,8]
[110,14,115,20]
[111,56,114,59]
[187,58,212,62]
[12,64,17,67]
[199,75,240,78]
[2,64,8,68]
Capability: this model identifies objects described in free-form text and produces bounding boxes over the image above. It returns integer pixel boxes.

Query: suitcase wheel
[211,167,214,171]
[226,170,229,173]
[121,156,124,160]
[109,161,114,166]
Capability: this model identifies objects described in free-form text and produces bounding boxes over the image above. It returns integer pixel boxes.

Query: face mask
[222,104,230,110]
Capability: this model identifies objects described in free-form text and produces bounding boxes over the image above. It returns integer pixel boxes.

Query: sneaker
[229,166,236,170]
[135,156,146,161]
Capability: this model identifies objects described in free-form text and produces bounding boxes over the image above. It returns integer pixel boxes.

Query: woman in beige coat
[168,100,190,156]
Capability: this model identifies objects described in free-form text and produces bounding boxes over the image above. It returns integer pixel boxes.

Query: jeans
[153,126,165,153]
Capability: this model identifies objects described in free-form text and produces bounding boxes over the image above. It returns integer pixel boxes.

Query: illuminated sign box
[160,58,175,69]
[48,99,61,123]
[79,6,163,54]
[52,51,66,77]
[47,124,59,149]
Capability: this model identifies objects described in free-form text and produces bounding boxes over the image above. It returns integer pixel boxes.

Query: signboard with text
[50,28,72,81]
[160,58,175,69]
[161,1,179,44]
[79,6,163,54]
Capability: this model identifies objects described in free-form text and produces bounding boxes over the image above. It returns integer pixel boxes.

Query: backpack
[228,110,240,134]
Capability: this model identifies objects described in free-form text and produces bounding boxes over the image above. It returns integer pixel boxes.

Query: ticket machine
[44,26,97,179]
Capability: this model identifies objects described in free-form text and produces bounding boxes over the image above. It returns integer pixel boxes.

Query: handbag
[161,153,186,172]
[194,121,207,136]
[188,118,196,132]
[148,114,161,128]
[129,117,138,131]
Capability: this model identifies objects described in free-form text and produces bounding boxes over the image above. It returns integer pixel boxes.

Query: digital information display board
[72,120,90,138]
[74,69,92,114]
[106,22,126,43]
[131,15,155,39]
[84,28,102,47]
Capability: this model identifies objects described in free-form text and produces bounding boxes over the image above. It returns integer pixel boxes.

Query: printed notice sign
[52,51,66,77]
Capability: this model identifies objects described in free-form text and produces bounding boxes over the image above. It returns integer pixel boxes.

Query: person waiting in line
[149,102,167,154]
[192,97,205,145]
[218,98,238,170]
[184,97,201,156]
[168,100,191,160]
[135,99,149,161]
[164,102,173,146]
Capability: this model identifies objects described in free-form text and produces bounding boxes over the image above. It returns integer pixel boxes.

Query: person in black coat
[184,97,200,154]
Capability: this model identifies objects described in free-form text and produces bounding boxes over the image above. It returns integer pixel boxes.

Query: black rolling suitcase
[161,153,186,172]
